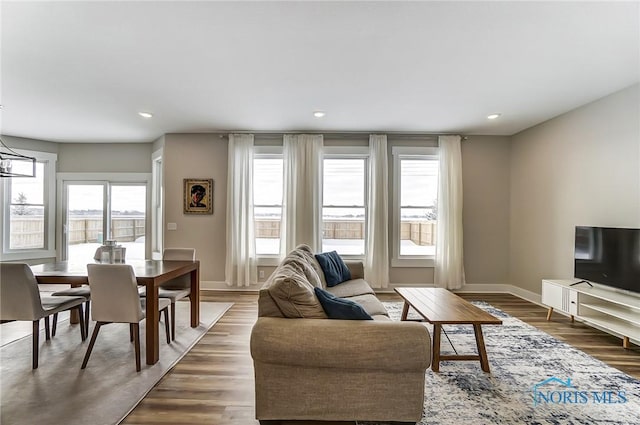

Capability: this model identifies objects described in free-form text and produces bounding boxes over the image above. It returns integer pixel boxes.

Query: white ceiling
[1,1,639,143]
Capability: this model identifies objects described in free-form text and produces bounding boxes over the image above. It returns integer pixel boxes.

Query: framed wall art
[184,178,213,214]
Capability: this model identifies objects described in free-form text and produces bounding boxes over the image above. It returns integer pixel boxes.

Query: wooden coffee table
[395,287,502,373]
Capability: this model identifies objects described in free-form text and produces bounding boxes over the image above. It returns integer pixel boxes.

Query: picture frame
[184,178,213,215]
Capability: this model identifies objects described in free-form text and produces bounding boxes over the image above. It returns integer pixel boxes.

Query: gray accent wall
[163,133,228,282]
[160,133,512,285]
[509,84,640,294]
[58,143,153,172]
[2,135,59,154]
[389,135,511,285]
[462,136,511,285]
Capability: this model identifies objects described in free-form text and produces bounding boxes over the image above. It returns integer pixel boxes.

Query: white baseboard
[456,283,542,306]
[505,285,542,306]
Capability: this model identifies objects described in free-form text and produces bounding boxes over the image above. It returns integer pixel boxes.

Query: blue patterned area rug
[374,302,640,425]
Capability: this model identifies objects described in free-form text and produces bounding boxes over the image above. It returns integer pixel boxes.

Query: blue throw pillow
[314,251,352,287]
[314,287,372,320]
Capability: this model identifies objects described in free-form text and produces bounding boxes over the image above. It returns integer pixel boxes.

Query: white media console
[541,279,640,348]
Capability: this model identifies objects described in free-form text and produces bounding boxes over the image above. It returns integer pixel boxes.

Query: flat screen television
[574,226,640,294]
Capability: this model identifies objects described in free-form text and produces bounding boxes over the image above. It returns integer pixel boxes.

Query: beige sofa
[250,245,431,424]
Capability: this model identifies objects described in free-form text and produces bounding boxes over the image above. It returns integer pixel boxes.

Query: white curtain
[435,135,465,290]
[364,135,389,288]
[225,134,257,287]
[281,134,323,256]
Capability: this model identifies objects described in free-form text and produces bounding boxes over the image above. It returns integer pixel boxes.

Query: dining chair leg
[52,313,58,337]
[84,300,90,336]
[163,307,171,344]
[32,320,40,369]
[81,321,103,369]
[129,324,134,342]
[132,323,141,372]
[77,305,86,341]
[170,302,176,341]
[44,316,51,341]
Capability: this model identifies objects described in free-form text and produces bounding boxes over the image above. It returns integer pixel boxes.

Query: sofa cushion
[290,244,328,287]
[343,260,364,280]
[314,251,351,287]
[282,257,322,289]
[342,293,389,317]
[314,287,372,320]
[267,263,327,319]
[325,278,375,298]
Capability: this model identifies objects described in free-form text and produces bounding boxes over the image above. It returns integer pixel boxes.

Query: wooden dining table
[30,259,200,365]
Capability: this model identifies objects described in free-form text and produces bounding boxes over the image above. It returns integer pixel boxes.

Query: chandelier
[0,137,36,178]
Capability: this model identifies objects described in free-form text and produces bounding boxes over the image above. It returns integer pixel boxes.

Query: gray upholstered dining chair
[0,263,87,369]
[82,263,171,372]
[50,246,128,337]
[140,248,195,341]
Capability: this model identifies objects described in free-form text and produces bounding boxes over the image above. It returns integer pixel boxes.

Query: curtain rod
[218,132,468,140]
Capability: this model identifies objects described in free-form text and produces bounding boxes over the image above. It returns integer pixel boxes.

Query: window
[253,151,283,256]
[9,162,46,250]
[392,147,439,266]
[59,174,150,262]
[1,150,57,260]
[322,151,368,256]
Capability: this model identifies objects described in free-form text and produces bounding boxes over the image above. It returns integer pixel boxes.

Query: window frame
[0,149,57,261]
[151,148,163,260]
[322,146,369,259]
[253,146,284,264]
[391,146,439,267]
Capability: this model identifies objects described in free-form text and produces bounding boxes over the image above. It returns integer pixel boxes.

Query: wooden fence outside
[67,217,145,244]
[256,218,436,246]
[9,217,45,249]
[9,216,145,249]
[11,216,435,249]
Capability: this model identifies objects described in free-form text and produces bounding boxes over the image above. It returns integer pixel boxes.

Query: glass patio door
[62,182,147,262]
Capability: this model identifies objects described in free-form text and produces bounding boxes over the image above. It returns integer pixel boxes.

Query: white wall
[509,84,640,294]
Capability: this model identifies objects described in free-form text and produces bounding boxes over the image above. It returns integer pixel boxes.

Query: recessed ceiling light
[138,112,153,118]
[313,111,326,118]
[487,113,501,120]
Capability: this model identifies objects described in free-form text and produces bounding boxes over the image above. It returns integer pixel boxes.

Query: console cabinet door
[542,281,564,311]
[542,280,578,315]
[568,290,578,315]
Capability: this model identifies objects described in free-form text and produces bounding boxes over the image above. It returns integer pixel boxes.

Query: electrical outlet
[259,270,265,279]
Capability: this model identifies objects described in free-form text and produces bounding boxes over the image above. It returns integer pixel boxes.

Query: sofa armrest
[250,317,431,371]
[344,261,364,280]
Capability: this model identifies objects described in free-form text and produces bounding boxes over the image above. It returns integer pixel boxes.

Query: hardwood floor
[122,291,639,425]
